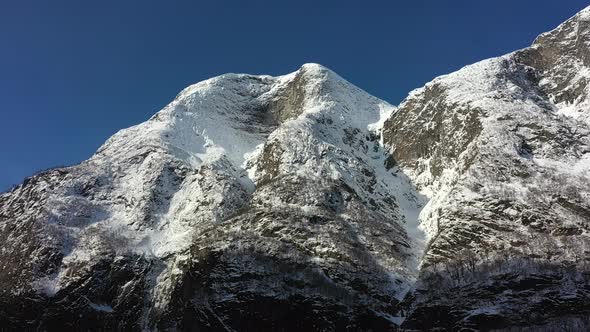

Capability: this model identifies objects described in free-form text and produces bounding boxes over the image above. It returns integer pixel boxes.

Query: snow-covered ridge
[534,5,590,42]
[380,7,590,329]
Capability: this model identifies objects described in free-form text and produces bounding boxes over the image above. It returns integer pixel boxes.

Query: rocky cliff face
[383,7,590,330]
[1,7,590,332]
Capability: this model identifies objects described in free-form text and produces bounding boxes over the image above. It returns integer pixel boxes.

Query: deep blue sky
[1,1,588,190]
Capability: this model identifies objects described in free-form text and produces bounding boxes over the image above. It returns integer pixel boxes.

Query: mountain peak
[298,62,330,72]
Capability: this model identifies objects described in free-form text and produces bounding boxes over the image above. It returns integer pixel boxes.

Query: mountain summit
[2,7,590,331]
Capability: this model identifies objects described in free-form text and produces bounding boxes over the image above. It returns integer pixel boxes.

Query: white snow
[578,6,590,22]
[88,302,114,313]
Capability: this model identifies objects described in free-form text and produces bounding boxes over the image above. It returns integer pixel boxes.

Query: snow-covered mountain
[383,6,590,330]
[1,6,590,331]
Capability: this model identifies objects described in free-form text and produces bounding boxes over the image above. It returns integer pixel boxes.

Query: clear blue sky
[1,0,588,190]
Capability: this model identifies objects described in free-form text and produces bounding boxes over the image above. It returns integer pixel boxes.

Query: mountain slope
[383,7,590,330]
[1,6,590,331]
[0,64,427,330]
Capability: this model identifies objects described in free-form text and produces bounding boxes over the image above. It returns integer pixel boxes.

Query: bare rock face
[2,7,590,331]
